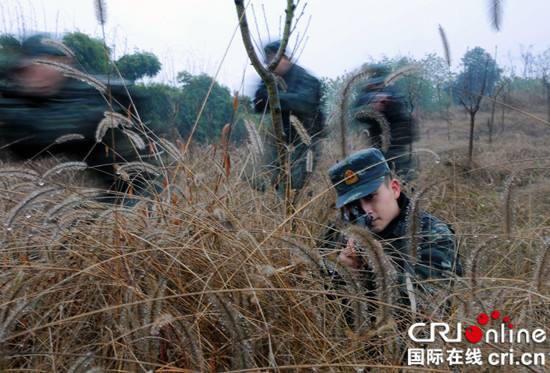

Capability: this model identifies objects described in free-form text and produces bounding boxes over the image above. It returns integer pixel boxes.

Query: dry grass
[1,100,550,372]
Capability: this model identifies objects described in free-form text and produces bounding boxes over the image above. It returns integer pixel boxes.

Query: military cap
[264,40,283,56]
[328,148,391,208]
[22,34,66,58]
[367,64,390,85]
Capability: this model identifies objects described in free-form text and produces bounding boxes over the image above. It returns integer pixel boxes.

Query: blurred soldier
[0,34,155,199]
[253,40,324,194]
[319,148,462,326]
[352,65,417,182]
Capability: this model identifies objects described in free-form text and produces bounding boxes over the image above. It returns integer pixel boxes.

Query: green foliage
[135,72,247,143]
[320,74,346,115]
[134,82,181,134]
[509,76,542,94]
[0,34,21,51]
[176,71,236,142]
[116,51,161,81]
[62,31,110,74]
[455,46,502,104]
[537,47,550,78]
[394,54,452,113]
[0,34,22,87]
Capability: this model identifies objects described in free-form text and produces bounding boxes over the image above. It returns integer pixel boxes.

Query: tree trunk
[489,99,496,143]
[500,90,506,135]
[468,112,476,166]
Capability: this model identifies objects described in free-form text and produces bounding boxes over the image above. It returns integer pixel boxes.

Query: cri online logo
[408,310,546,344]
[465,311,511,343]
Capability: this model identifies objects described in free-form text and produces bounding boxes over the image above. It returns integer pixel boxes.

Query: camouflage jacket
[0,79,152,188]
[319,193,462,305]
[352,85,415,148]
[254,63,324,145]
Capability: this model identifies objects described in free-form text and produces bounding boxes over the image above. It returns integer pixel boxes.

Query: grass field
[1,94,549,372]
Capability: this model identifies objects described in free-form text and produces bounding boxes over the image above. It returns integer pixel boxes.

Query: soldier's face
[355,178,401,233]
[266,54,292,76]
[14,57,68,96]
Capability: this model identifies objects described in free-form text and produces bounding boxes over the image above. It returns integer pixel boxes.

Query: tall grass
[1,27,550,373]
[1,108,550,371]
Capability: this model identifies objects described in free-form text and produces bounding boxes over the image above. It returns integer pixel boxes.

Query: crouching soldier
[318,148,462,332]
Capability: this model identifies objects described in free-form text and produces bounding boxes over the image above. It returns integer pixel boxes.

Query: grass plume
[346,225,397,324]
[243,118,265,157]
[438,24,451,67]
[95,111,134,142]
[488,0,504,32]
[55,133,85,144]
[4,186,64,228]
[354,108,391,152]
[94,0,108,26]
[383,64,423,86]
[33,59,107,93]
[330,65,371,158]
[289,114,312,146]
[42,161,88,180]
[40,38,75,58]
[122,129,147,150]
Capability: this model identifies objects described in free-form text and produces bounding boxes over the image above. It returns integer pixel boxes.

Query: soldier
[319,148,462,325]
[352,65,417,182]
[253,40,324,194]
[0,34,154,200]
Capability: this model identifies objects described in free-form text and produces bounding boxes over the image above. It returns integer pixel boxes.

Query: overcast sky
[3,0,549,96]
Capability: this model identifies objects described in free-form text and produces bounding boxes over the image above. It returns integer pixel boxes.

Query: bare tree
[460,73,486,165]
[487,78,509,143]
[234,0,295,206]
[520,44,535,79]
[456,47,501,165]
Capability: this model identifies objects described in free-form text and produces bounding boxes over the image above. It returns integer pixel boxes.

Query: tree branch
[234,0,297,207]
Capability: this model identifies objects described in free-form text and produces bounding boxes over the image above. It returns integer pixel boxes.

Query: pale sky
[3,0,549,96]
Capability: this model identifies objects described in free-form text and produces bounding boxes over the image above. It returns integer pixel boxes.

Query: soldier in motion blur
[352,65,417,182]
[253,40,324,195]
[0,34,155,200]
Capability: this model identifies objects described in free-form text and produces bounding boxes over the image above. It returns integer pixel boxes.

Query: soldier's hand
[338,238,365,270]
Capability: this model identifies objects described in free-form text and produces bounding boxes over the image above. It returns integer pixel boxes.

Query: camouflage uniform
[352,67,417,181]
[320,193,461,295]
[253,42,324,193]
[319,194,461,322]
[321,149,461,325]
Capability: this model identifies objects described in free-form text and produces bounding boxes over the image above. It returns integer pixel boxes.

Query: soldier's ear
[390,179,400,199]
